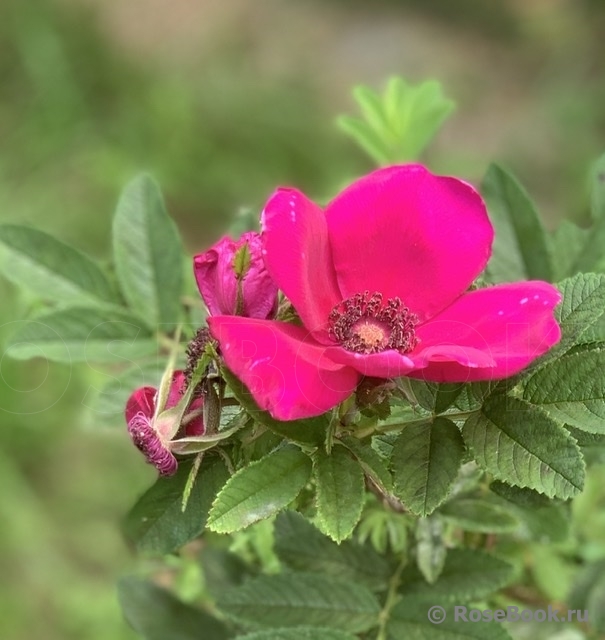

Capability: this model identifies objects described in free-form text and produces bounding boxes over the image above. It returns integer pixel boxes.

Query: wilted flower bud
[125,371,204,476]
[193,231,278,318]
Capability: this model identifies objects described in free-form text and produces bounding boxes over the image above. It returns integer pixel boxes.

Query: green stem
[376,555,407,640]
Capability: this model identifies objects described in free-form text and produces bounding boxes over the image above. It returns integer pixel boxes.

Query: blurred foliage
[1,0,605,638]
[0,0,363,254]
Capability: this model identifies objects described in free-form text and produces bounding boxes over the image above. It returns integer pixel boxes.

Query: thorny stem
[376,554,407,640]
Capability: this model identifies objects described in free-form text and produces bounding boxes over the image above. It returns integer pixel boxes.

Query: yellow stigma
[353,319,388,352]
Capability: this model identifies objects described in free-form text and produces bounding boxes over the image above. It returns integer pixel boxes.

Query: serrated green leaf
[523,347,605,432]
[567,425,605,466]
[217,573,380,633]
[438,497,520,534]
[407,380,465,414]
[548,273,605,359]
[399,548,514,602]
[314,445,365,543]
[451,381,497,412]
[462,396,585,499]
[113,174,184,329]
[236,628,358,640]
[482,164,552,283]
[392,418,465,516]
[118,576,229,640]
[388,597,513,640]
[5,306,157,363]
[274,511,390,590]
[122,457,229,554]
[222,367,326,445]
[207,446,311,533]
[489,481,552,508]
[0,224,117,307]
[340,436,393,493]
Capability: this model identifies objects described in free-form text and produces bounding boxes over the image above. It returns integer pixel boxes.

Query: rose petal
[325,346,416,379]
[194,240,238,316]
[125,386,156,423]
[239,232,280,319]
[325,165,493,321]
[325,343,493,379]
[261,188,342,340]
[208,316,359,420]
[411,281,562,381]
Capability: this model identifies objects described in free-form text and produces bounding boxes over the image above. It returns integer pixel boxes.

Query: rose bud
[125,371,204,476]
[194,231,278,318]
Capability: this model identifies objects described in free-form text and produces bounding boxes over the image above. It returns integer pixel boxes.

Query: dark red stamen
[328,291,419,355]
[128,412,178,476]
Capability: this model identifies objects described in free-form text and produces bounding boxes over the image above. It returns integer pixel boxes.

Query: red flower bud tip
[194,231,278,318]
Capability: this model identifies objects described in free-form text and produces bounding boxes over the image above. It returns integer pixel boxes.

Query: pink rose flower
[125,371,204,476]
[208,165,561,421]
[194,231,278,318]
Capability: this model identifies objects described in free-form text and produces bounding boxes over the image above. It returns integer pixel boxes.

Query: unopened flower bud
[125,371,205,475]
[193,231,278,318]
[127,411,178,477]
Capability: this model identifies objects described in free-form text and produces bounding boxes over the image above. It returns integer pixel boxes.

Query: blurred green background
[0,0,604,638]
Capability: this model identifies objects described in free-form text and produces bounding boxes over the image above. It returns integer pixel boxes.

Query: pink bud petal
[194,231,278,319]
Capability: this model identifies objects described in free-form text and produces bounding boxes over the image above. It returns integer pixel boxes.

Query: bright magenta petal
[208,316,360,420]
[325,346,416,379]
[411,281,561,381]
[325,165,493,322]
[125,386,156,423]
[325,343,493,379]
[261,188,342,340]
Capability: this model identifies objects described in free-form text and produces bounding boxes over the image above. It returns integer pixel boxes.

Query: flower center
[328,291,419,355]
[128,412,178,476]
